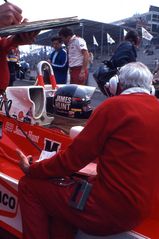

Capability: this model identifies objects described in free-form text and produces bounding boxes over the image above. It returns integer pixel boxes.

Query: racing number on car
[44,139,61,152]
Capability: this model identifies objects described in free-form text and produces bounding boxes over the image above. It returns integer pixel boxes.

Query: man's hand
[79,70,86,81]
[0,2,23,28]
[16,149,32,174]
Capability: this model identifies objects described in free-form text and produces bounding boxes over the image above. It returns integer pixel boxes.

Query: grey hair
[119,62,153,91]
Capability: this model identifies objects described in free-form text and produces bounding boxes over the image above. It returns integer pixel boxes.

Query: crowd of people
[7,25,159,88]
[7,28,93,86]
[1,2,159,239]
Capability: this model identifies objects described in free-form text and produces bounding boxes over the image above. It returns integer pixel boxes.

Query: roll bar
[36,61,57,89]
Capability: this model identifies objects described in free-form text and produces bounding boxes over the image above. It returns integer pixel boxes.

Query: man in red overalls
[17,62,159,239]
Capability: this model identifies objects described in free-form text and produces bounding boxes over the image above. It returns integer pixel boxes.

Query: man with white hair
[104,61,154,96]
[17,62,159,239]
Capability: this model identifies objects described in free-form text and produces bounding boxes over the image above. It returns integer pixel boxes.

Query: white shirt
[68,35,88,67]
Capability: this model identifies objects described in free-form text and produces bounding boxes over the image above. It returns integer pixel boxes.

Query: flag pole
[100,23,104,60]
[107,42,110,57]
[93,44,96,59]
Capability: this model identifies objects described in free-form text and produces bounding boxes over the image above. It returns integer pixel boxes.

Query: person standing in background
[59,27,89,85]
[7,47,20,86]
[107,30,140,69]
[94,30,140,95]
[49,36,68,84]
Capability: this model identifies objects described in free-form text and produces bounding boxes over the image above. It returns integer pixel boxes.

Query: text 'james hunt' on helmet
[53,84,95,119]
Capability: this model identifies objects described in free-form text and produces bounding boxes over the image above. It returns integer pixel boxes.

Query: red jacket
[29,93,159,233]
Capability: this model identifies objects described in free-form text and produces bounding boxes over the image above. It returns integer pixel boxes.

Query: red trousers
[18,175,137,239]
[18,176,108,239]
[69,66,88,85]
[18,176,77,239]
